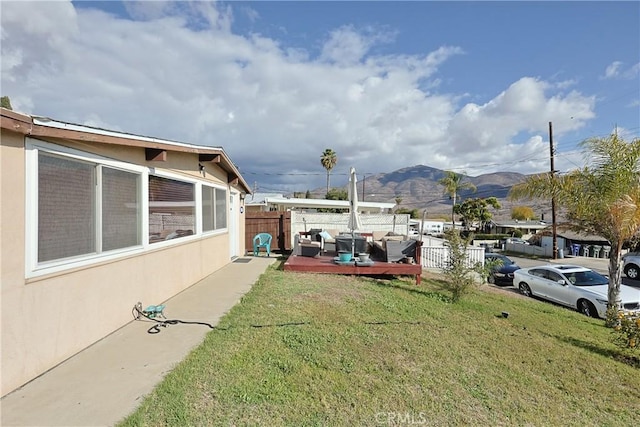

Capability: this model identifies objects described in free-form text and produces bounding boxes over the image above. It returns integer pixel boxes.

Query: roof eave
[1,108,251,194]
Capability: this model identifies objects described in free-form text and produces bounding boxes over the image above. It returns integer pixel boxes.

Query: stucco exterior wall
[1,130,245,396]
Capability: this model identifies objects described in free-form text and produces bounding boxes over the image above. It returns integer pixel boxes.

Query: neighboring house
[0,108,251,396]
[489,219,548,237]
[245,192,287,212]
[246,193,395,213]
[537,229,610,257]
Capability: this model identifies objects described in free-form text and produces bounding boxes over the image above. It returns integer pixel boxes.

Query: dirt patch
[421,269,528,300]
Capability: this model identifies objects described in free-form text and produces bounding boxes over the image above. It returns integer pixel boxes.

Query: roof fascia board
[1,109,251,193]
[1,110,33,135]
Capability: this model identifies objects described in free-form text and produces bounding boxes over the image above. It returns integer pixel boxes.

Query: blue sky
[2,1,639,194]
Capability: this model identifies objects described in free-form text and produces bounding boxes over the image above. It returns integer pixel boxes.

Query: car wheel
[578,299,597,318]
[487,274,495,284]
[625,264,640,279]
[519,283,532,297]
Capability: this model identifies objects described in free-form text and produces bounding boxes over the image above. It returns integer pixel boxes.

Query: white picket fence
[421,246,485,270]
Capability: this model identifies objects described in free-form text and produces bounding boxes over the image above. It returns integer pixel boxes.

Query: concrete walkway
[1,256,277,427]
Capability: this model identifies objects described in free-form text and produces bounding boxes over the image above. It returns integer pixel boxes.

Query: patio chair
[253,233,272,257]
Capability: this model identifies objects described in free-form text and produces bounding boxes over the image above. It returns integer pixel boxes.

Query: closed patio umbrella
[348,167,363,258]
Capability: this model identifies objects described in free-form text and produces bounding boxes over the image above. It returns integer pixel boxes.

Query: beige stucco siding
[1,130,26,289]
[2,237,228,396]
[1,129,245,396]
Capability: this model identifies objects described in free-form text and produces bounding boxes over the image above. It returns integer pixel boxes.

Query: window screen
[202,186,227,232]
[102,167,141,251]
[215,188,227,229]
[202,186,215,232]
[38,153,96,262]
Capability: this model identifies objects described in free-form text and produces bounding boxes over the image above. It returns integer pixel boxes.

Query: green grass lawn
[119,262,639,426]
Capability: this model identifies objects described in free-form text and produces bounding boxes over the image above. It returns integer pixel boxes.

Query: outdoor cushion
[319,230,332,240]
[372,230,387,241]
[382,235,406,244]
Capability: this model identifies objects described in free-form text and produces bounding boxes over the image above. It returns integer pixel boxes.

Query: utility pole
[549,121,558,259]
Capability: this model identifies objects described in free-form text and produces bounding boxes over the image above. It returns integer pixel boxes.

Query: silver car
[512,264,640,319]
[622,253,640,279]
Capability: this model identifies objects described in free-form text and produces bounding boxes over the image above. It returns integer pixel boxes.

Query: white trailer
[410,220,445,236]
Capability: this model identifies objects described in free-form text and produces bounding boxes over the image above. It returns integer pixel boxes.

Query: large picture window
[37,152,142,264]
[201,185,227,232]
[149,175,195,243]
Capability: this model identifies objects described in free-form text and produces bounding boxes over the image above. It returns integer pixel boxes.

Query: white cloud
[319,25,395,65]
[603,61,622,79]
[1,1,602,192]
[443,77,595,174]
[240,6,260,24]
[602,61,640,80]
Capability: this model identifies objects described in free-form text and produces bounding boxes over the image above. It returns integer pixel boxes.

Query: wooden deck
[283,252,423,285]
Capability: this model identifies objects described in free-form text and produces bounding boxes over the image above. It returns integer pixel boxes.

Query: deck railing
[421,246,485,270]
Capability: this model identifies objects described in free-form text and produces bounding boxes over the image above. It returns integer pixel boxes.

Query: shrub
[442,229,478,302]
[473,257,504,285]
[612,311,640,350]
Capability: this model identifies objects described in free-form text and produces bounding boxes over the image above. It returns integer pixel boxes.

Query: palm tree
[509,133,640,325]
[438,171,476,228]
[320,148,337,196]
[394,195,403,212]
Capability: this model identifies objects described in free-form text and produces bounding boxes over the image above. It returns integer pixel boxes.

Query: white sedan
[512,264,640,319]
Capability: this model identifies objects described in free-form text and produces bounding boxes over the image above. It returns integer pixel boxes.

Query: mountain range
[311,165,553,221]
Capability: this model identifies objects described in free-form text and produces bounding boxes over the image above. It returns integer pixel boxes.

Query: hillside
[310,165,552,220]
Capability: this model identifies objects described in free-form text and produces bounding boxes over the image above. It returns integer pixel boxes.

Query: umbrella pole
[351,232,355,259]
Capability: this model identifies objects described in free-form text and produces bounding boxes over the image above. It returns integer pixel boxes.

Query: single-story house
[489,219,549,237]
[0,108,251,396]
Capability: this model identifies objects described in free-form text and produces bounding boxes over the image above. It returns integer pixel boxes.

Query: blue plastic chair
[253,233,272,257]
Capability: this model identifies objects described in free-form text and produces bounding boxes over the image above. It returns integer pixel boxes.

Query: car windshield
[563,270,608,286]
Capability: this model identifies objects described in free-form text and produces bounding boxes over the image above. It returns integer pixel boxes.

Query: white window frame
[25,139,149,278]
[146,170,203,247]
[200,183,229,235]
[25,139,231,278]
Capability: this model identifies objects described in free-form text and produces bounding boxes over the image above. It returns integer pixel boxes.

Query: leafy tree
[325,188,348,200]
[511,206,537,220]
[509,133,640,325]
[453,197,500,232]
[395,208,419,218]
[317,188,347,213]
[1,96,12,110]
[438,171,476,228]
[305,190,312,199]
[320,148,337,196]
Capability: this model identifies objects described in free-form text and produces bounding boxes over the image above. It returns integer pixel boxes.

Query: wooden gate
[245,211,292,253]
